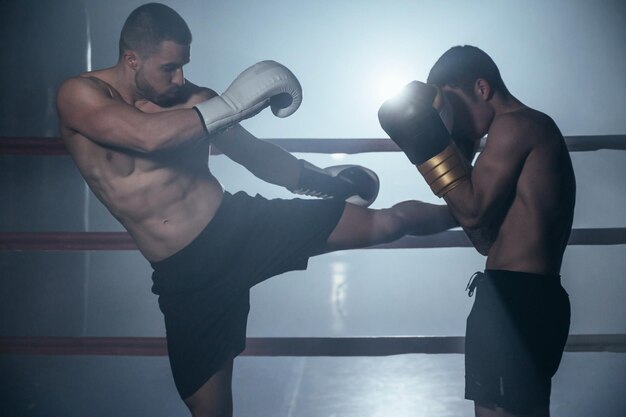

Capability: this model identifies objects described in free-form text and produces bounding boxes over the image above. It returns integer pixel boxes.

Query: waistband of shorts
[466,269,563,297]
[484,269,561,282]
[482,269,562,290]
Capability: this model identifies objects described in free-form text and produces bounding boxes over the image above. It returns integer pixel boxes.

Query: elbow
[451,198,493,230]
[479,247,491,257]
[456,210,489,230]
[462,217,483,231]
[474,241,491,256]
[462,224,495,256]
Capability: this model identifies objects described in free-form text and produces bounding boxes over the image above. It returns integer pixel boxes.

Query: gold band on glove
[417,144,470,197]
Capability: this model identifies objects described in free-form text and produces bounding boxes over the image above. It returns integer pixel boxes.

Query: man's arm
[56,77,206,153]
[211,124,301,189]
[213,125,381,206]
[443,114,531,230]
[57,60,302,153]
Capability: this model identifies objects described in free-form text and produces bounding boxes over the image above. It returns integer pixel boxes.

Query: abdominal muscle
[66,133,224,262]
[116,168,224,262]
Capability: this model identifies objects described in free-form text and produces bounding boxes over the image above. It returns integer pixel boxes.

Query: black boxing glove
[378,81,469,197]
[288,160,380,207]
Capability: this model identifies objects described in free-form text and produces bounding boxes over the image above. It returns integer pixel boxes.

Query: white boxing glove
[194,60,302,136]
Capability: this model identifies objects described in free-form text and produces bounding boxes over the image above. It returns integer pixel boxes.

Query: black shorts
[150,191,345,399]
[464,269,570,414]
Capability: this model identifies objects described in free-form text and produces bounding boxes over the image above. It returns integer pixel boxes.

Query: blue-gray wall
[1,1,625,416]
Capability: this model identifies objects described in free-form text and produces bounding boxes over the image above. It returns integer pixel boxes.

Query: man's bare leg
[322,201,456,252]
[184,358,234,417]
[475,402,549,417]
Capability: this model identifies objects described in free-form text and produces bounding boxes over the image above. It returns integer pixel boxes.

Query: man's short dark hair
[119,3,192,59]
[427,45,509,96]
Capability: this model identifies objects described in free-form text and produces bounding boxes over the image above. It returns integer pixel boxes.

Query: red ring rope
[2,135,626,155]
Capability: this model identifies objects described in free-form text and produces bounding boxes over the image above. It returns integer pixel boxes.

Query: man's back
[486,107,576,275]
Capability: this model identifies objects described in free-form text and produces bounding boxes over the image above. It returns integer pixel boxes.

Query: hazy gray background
[1,0,625,416]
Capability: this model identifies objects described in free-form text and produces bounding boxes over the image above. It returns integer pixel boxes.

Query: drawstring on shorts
[466,271,485,297]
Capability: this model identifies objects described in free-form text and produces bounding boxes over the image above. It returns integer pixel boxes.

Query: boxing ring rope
[2,228,626,251]
[1,134,626,356]
[2,134,626,155]
[2,334,626,356]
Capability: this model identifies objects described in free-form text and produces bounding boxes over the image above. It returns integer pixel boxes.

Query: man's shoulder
[490,107,560,145]
[58,71,116,101]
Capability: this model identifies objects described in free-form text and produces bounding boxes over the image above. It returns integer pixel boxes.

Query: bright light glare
[375,75,410,104]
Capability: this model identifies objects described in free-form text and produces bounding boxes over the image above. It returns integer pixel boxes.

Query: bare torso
[59,69,223,261]
[484,108,576,275]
